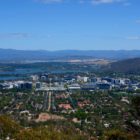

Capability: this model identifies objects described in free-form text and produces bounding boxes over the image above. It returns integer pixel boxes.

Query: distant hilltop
[107,58,140,74]
[0,48,140,62]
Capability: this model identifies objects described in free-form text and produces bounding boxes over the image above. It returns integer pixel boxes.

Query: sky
[0,0,140,50]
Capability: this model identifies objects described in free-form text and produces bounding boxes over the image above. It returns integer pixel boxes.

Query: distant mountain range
[108,58,140,73]
[1,49,140,62]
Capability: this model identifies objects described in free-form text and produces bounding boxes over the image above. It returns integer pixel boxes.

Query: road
[43,92,48,111]
[47,92,52,112]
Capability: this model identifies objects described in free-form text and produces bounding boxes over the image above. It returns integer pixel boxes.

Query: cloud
[126,36,140,40]
[79,0,85,4]
[0,33,30,39]
[0,33,53,40]
[123,2,131,6]
[136,20,140,24]
[34,0,129,5]
[35,0,63,4]
[91,0,127,5]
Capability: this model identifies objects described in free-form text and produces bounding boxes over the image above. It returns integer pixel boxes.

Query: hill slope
[0,115,88,140]
[108,58,140,73]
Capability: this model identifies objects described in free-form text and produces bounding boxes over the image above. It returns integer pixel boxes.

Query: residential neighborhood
[0,71,140,138]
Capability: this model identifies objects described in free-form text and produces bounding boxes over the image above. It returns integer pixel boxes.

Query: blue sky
[0,0,140,50]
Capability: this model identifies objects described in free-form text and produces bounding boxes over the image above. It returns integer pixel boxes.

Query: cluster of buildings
[37,74,140,92]
[0,73,140,92]
[0,81,32,90]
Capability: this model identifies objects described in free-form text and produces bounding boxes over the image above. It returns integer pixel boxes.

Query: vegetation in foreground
[0,115,89,140]
[0,114,138,140]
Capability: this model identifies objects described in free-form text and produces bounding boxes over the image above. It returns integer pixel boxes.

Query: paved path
[47,92,52,112]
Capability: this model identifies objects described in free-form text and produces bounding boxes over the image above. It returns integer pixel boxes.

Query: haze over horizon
[0,0,140,50]
[1,48,140,51]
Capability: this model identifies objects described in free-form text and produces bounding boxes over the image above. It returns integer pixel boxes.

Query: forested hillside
[108,58,140,73]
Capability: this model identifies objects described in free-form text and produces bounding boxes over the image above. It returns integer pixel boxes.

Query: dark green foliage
[132,96,140,117]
